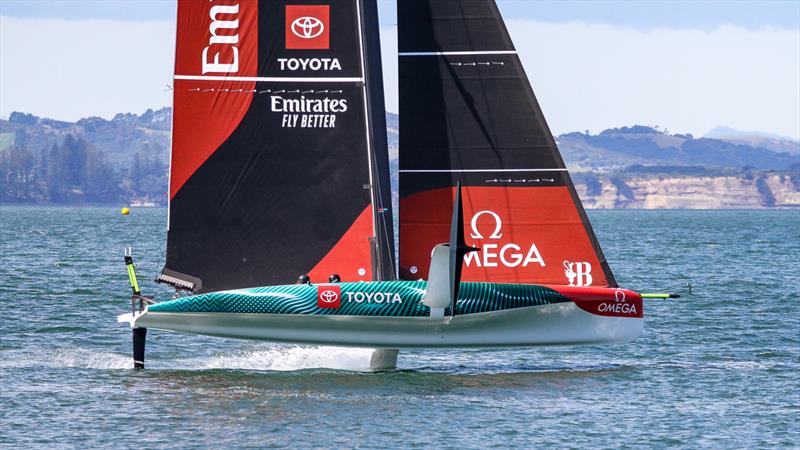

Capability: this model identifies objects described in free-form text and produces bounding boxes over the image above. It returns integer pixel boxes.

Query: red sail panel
[400,186,609,287]
[307,205,373,282]
[171,0,258,198]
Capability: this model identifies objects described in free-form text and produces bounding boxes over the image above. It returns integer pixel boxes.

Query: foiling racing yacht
[118,0,677,370]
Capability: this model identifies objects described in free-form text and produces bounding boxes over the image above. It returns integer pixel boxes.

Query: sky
[1,0,798,139]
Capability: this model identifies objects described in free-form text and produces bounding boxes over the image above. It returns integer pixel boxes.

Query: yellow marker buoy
[121,207,131,215]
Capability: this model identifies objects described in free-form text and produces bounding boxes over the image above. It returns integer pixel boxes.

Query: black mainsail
[397,0,617,288]
[159,0,394,293]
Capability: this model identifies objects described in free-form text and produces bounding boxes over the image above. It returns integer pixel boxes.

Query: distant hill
[704,126,799,142]
[556,125,798,171]
[0,109,170,204]
[703,126,800,155]
[1,110,798,208]
[1,109,171,168]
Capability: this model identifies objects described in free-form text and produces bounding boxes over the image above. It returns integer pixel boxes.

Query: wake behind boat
[117,0,676,370]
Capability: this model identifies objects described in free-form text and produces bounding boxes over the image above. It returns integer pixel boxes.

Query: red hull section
[400,186,610,287]
[549,286,643,318]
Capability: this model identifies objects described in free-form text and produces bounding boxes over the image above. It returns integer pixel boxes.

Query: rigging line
[377,203,395,278]
[371,158,395,277]
[375,116,396,272]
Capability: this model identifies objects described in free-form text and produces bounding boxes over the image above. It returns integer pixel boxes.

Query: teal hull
[147,281,572,317]
[121,282,643,347]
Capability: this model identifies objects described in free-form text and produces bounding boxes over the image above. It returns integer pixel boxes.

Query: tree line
[0,133,167,204]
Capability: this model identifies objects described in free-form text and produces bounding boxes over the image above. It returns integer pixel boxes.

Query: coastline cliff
[2,111,799,208]
[574,174,799,209]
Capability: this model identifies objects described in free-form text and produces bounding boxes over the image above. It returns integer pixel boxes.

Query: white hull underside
[119,302,643,348]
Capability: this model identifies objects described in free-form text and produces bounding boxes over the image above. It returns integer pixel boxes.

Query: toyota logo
[319,289,339,303]
[291,16,324,39]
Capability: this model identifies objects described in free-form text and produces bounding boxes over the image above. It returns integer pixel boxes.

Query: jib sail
[397,0,617,288]
[159,0,394,293]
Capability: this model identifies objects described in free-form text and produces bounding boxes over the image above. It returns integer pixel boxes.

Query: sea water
[0,207,798,448]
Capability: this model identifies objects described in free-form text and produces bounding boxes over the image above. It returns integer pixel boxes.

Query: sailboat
[118,0,676,370]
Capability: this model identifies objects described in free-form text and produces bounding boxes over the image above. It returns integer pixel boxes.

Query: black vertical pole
[360,0,396,282]
[448,182,479,317]
[125,248,147,369]
[132,327,147,369]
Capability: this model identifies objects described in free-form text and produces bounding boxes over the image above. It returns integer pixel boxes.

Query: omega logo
[465,210,545,268]
[470,210,503,239]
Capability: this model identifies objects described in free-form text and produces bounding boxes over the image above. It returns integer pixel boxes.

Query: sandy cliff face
[766,175,800,207]
[575,175,800,209]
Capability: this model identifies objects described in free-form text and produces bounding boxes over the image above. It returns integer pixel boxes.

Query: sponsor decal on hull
[569,288,643,318]
[345,292,403,304]
[317,286,404,309]
[317,285,341,308]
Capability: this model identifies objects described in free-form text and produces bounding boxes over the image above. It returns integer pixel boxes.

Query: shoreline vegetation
[1,109,798,209]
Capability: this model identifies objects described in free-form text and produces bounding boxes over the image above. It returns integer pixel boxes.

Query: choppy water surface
[1,207,798,448]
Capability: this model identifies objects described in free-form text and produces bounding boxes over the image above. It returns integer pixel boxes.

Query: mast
[356,0,395,281]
